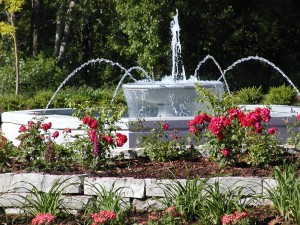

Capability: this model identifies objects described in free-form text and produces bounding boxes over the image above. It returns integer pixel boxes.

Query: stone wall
[0,173,275,214]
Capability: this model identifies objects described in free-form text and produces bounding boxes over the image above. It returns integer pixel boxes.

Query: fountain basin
[122,80,224,117]
[1,105,299,156]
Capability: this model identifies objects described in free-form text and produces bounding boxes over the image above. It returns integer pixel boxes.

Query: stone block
[207,177,263,196]
[42,174,88,194]
[84,177,145,198]
[10,173,44,193]
[132,198,165,211]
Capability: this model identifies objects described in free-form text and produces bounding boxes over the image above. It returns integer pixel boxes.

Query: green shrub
[0,94,26,112]
[235,86,263,104]
[19,54,67,93]
[263,84,297,105]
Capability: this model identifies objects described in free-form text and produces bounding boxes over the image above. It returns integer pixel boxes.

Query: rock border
[0,173,275,214]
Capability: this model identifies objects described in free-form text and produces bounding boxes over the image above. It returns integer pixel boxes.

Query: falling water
[218,56,300,96]
[193,54,231,94]
[111,66,151,103]
[44,58,150,111]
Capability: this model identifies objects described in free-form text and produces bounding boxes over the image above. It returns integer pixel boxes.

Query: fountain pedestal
[122,80,224,118]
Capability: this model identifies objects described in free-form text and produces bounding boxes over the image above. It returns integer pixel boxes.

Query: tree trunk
[54,6,65,56]
[32,0,43,56]
[10,14,20,95]
[58,0,77,60]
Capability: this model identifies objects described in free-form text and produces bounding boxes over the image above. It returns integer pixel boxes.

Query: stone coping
[0,173,275,214]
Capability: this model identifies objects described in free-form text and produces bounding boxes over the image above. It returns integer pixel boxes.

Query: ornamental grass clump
[159,178,251,225]
[15,177,75,221]
[265,163,300,224]
[83,182,129,225]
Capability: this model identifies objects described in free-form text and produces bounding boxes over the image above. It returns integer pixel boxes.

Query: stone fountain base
[1,105,299,156]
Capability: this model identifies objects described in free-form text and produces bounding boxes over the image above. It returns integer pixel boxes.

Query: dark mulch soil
[5,154,299,179]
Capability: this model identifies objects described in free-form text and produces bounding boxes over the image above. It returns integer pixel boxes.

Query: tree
[0,0,25,95]
[31,0,43,56]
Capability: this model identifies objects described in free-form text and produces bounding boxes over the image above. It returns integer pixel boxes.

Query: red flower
[90,121,98,129]
[297,114,300,121]
[52,131,59,139]
[41,122,52,131]
[102,135,114,145]
[162,123,169,130]
[268,127,277,135]
[115,133,128,147]
[82,116,90,124]
[189,126,198,133]
[19,125,26,132]
[222,148,230,157]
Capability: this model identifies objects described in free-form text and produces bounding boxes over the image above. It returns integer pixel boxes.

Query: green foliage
[138,121,196,162]
[19,55,67,93]
[195,85,239,116]
[15,177,73,217]
[17,117,47,163]
[0,85,126,112]
[265,163,300,224]
[0,132,18,169]
[111,1,172,77]
[234,86,264,104]
[286,115,300,148]
[0,94,26,111]
[263,84,297,105]
[65,102,127,171]
[160,178,251,224]
[83,182,129,225]
[191,87,283,167]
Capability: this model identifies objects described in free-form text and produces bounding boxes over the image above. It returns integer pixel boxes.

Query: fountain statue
[1,10,300,155]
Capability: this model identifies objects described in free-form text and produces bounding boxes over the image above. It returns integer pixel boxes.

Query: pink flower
[64,128,71,133]
[91,210,116,224]
[222,148,230,157]
[93,134,99,156]
[221,211,249,225]
[52,131,59,139]
[268,127,277,135]
[31,213,55,225]
[19,125,26,132]
[89,129,97,142]
[297,114,300,121]
[162,123,169,130]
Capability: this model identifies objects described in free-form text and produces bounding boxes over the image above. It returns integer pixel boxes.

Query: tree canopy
[0,0,299,94]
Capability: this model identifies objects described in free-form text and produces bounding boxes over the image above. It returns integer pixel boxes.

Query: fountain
[1,10,300,155]
[122,10,223,118]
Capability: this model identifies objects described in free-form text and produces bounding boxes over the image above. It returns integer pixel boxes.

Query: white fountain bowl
[1,105,299,156]
[122,80,224,117]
